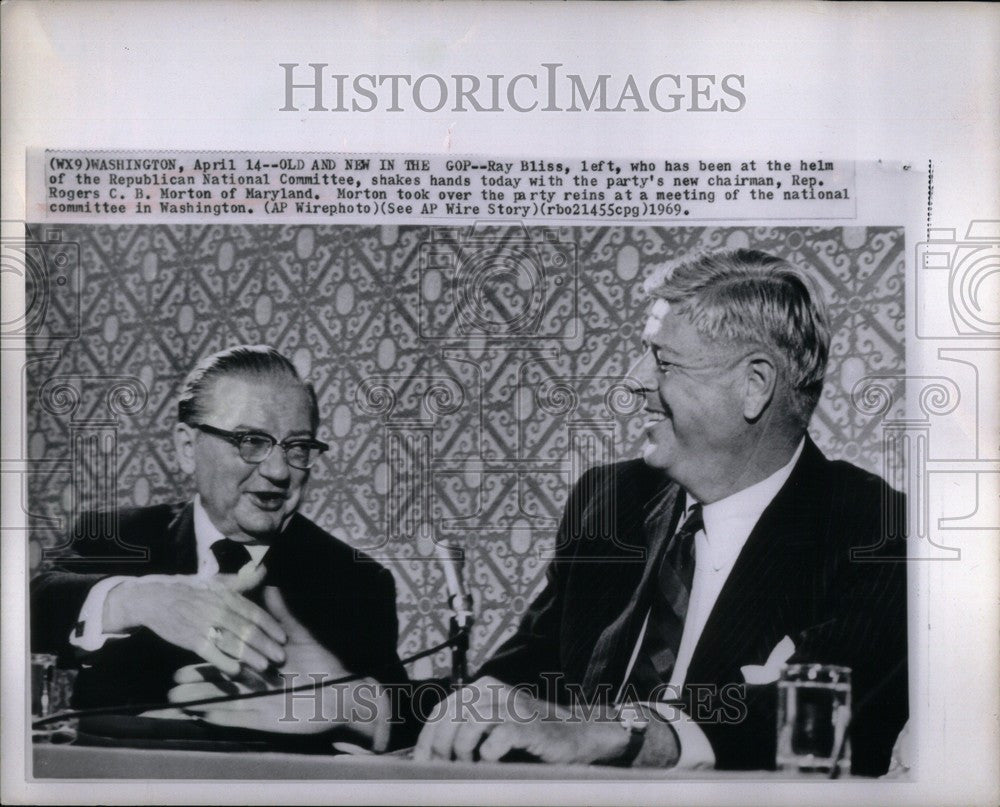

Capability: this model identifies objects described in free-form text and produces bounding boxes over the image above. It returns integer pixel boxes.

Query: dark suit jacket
[30,503,412,737]
[477,439,908,776]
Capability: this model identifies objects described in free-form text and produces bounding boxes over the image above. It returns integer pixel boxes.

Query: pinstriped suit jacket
[478,438,908,776]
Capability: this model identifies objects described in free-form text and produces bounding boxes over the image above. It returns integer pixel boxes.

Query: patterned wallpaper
[26,223,905,678]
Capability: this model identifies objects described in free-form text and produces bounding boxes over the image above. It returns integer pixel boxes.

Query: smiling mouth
[642,410,669,430]
[247,491,287,510]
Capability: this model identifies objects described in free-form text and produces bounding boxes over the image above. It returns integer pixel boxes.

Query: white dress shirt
[69,496,267,651]
[623,439,805,767]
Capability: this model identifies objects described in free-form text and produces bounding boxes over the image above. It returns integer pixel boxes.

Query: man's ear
[741,353,778,422]
[174,423,198,475]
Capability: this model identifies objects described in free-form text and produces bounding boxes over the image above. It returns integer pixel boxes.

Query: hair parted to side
[177,344,319,431]
[643,248,831,428]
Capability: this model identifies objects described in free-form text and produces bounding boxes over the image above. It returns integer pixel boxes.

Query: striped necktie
[628,503,703,700]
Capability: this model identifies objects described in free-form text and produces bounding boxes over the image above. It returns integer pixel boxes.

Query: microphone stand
[434,542,475,688]
[447,592,475,688]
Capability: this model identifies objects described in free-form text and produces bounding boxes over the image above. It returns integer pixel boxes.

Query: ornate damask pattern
[26,223,905,677]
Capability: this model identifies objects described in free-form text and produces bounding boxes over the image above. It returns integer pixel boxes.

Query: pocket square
[740,635,796,684]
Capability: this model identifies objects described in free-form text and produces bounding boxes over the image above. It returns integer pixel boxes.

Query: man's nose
[625,347,658,395]
[257,445,292,482]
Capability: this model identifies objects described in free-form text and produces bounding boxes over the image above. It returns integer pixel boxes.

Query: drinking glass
[776,663,851,774]
[31,653,75,743]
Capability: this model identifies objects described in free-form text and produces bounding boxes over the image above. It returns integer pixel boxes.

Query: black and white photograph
[2,3,998,806]
[23,221,908,771]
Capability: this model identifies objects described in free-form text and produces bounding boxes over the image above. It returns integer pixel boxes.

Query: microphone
[433,542,475,686]
[433,542,474,629]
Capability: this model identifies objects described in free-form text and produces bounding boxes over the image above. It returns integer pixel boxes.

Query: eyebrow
[644,339,679,358]
[654,350,681,367]
[231,424,315,438]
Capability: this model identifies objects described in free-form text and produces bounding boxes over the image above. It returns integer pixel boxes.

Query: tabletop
[33,744,827,781]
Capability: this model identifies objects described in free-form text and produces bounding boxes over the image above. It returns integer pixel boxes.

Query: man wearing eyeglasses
[415,249,908,775]
[31,345,407,750]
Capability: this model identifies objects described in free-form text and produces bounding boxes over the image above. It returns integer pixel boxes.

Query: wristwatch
[614,704,651,766]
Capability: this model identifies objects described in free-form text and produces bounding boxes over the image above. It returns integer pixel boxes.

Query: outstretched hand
[168,587,390,748]
[104,564,287,676]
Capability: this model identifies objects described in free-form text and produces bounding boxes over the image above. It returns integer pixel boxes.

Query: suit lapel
[685,440,825,688]
[166,502,199,575]
[581,474,684,695]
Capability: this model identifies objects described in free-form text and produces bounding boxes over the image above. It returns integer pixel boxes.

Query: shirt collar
[192,495,269,567]
[685,438,805,570]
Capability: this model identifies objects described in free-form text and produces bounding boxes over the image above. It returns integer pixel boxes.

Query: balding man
[31,345,408,750]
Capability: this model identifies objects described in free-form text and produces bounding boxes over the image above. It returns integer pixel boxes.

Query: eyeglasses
[642,343,753,379]
[191,423,329,470]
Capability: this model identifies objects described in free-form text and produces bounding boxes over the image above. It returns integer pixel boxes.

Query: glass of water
[31,653,75,743]
[776,663,851,774]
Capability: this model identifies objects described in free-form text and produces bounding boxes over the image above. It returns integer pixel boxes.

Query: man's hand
[103,565,287,676]
[167,587,391,749]
[167,662,339,735]
[414,676,627,764]
[477,714,629,765]
[414,676,527,761]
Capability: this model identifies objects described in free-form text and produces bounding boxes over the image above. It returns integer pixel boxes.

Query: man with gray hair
[416,249,907,775]
[32,345,409,750]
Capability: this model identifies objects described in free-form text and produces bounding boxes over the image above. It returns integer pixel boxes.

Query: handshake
[128,580,393,752]
[146,571,657,766]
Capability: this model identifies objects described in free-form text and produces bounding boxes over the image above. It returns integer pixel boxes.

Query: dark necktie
[628,503,703,700]
[210,538,253,574]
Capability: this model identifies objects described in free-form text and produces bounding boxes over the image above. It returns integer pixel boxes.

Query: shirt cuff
[649,701,716,770]
[69,576,131,652]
